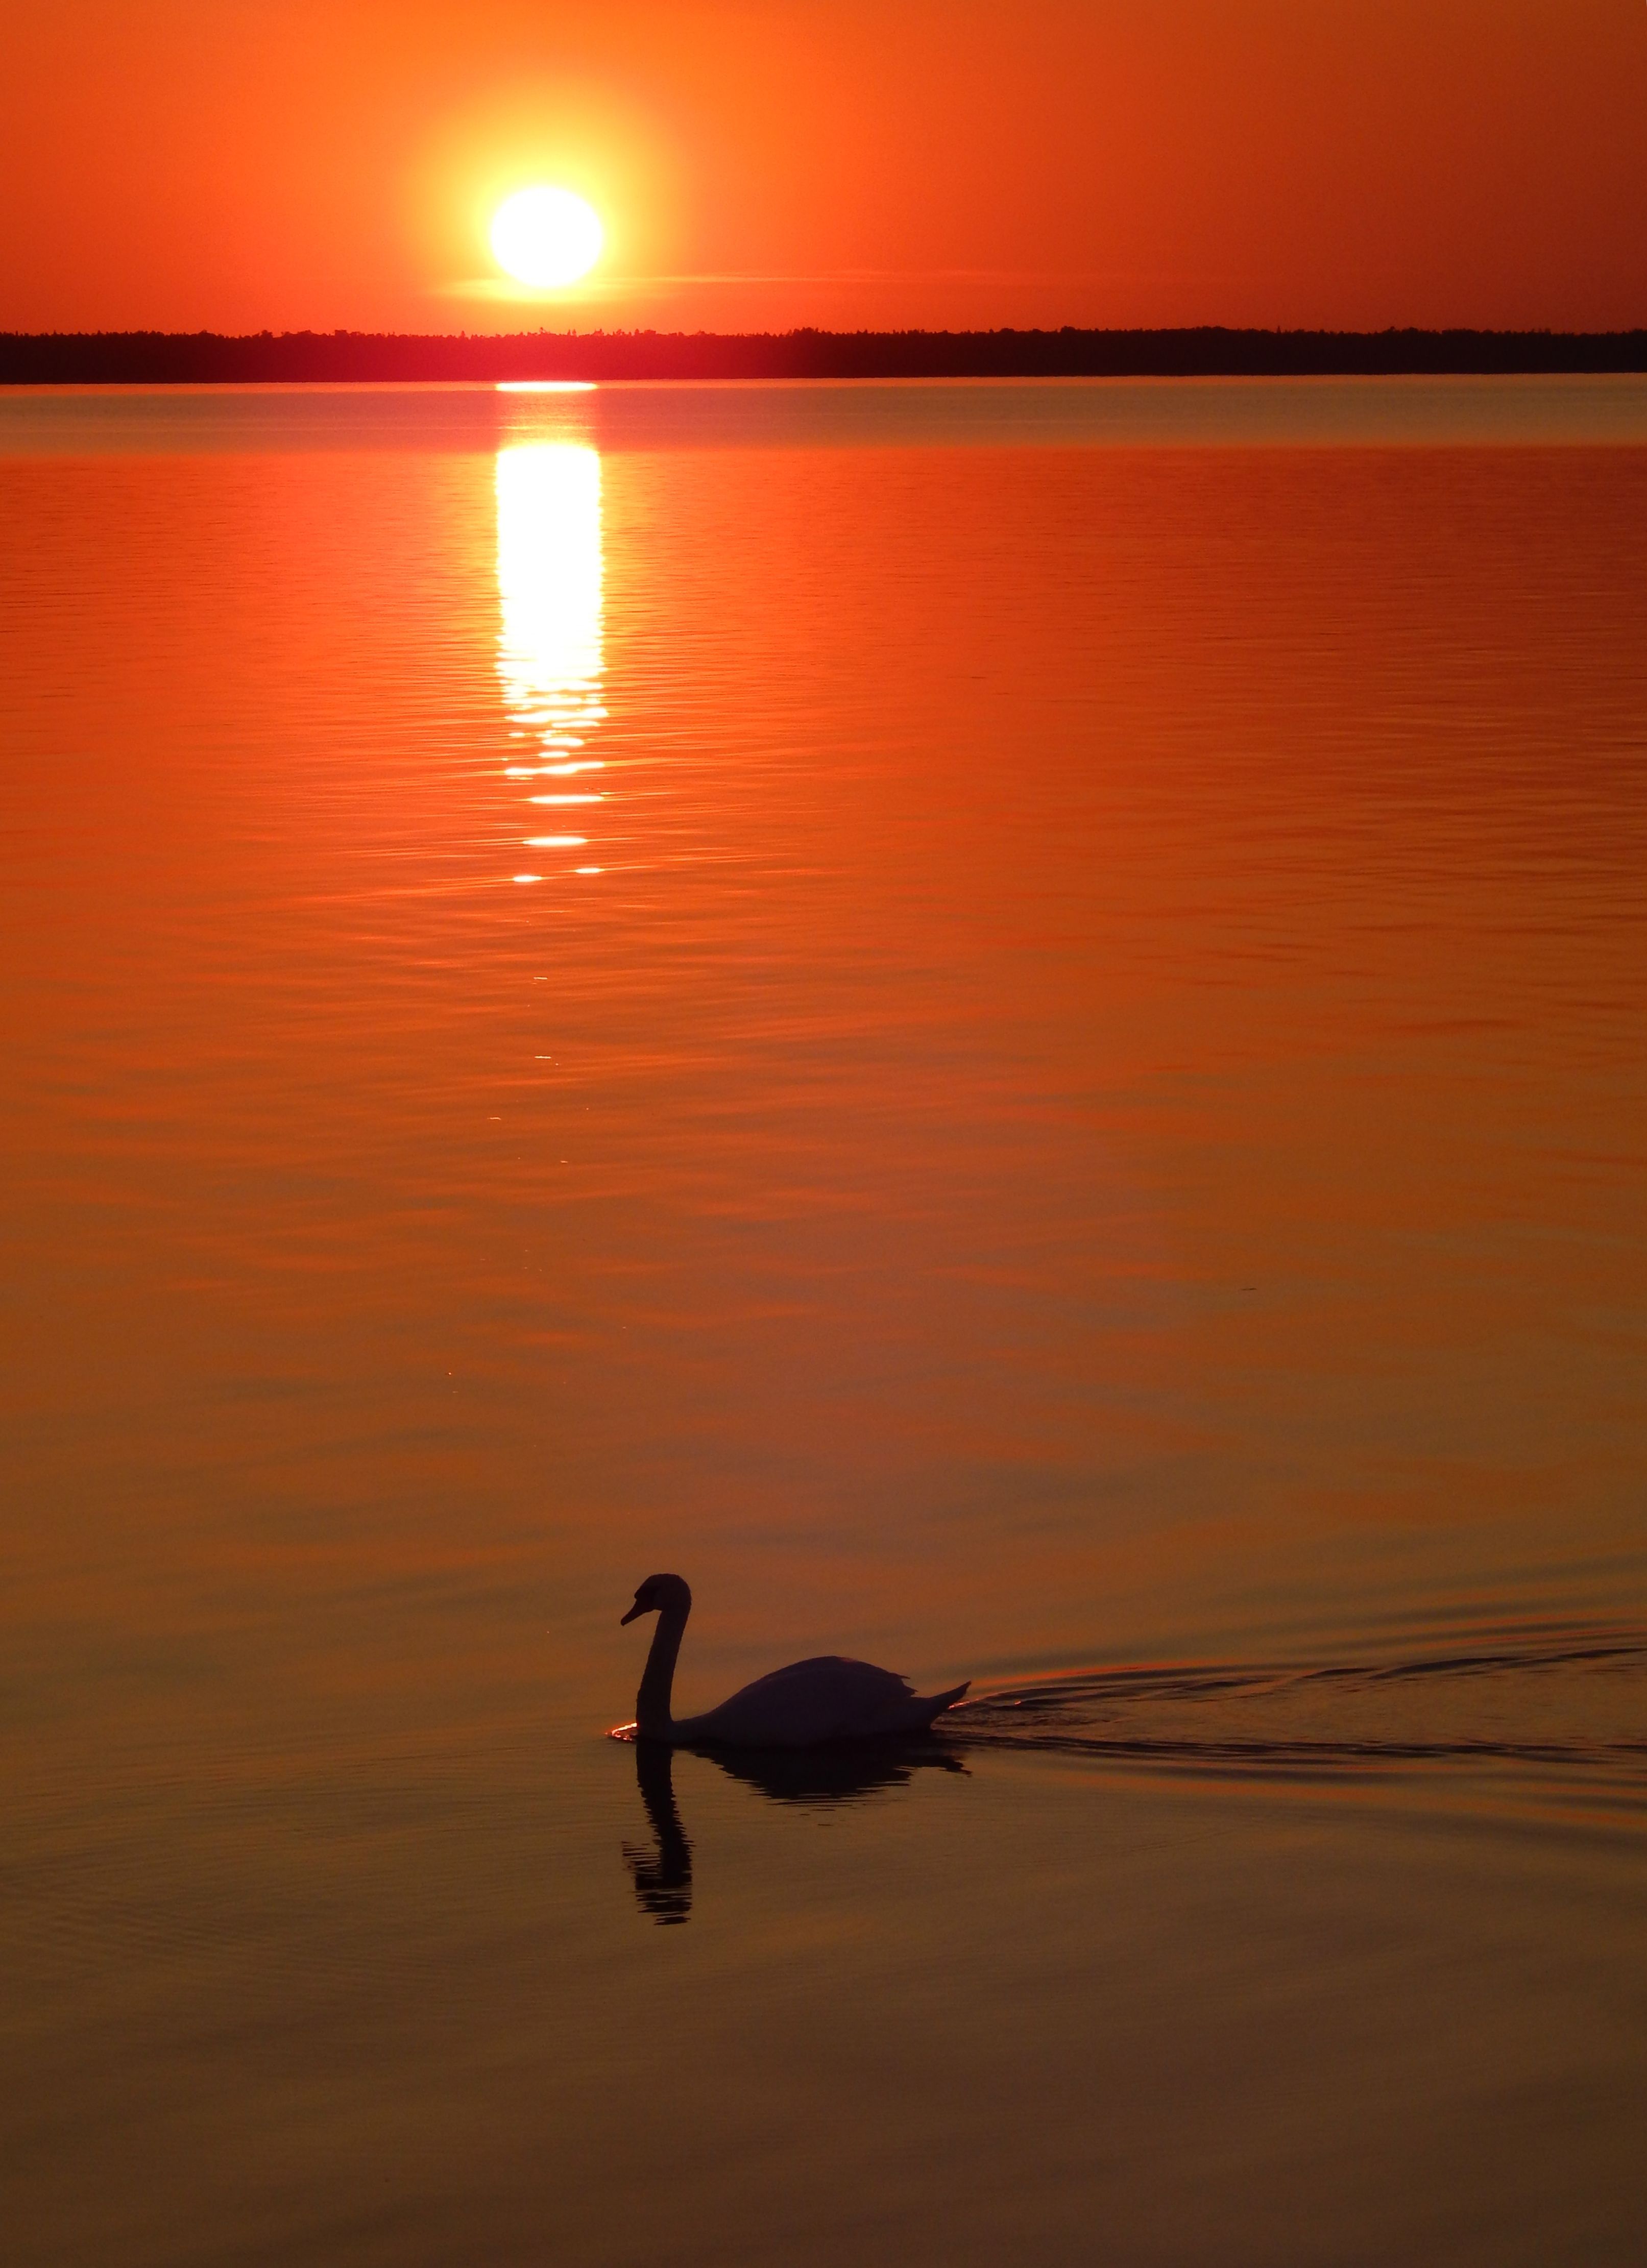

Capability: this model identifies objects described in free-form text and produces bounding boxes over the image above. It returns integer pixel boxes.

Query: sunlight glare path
[495,443,606,884]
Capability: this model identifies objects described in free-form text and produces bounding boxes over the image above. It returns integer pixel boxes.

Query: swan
[619,1573,969,1749]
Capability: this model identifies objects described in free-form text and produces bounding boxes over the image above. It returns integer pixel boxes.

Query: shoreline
[4,325,1646,386]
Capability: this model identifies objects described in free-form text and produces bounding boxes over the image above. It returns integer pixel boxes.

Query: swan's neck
[637,1599,689,1739]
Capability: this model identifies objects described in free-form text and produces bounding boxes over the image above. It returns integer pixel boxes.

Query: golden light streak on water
[495,442,606,881]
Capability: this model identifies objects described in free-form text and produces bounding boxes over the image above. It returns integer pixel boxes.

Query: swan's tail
[925,1681,970,1720]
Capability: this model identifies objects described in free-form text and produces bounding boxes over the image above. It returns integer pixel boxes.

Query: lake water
[3,379,1645,2266]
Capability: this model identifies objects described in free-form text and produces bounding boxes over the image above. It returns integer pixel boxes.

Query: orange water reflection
[3,399,1646,2268]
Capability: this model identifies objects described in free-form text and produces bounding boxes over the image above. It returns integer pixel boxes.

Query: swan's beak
[620,1601,645,1625]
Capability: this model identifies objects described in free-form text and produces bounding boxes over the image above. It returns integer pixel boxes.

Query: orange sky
[5,0,1646,334]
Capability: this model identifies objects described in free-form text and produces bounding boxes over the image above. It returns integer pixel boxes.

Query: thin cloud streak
[443,269,1162,303]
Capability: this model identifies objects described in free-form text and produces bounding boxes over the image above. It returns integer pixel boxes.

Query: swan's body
[620,1574,968,1749]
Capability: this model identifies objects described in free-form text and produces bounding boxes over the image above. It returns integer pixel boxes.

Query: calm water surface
[3,381,1645,2265]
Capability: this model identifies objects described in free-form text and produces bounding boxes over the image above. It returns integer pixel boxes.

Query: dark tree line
[4,327,1645,384]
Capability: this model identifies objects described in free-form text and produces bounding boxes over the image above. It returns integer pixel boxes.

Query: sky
[4,0,1646,335]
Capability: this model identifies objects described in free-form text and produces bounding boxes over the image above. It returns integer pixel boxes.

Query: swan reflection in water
[620,1735,967,1926]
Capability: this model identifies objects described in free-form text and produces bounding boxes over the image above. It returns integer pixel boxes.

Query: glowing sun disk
[490,188,603,288]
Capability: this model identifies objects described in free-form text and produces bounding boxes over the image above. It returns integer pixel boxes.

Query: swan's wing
[684,1656,917,1748]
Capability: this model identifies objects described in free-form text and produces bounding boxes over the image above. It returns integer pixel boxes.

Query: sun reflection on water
[495,442,605,880]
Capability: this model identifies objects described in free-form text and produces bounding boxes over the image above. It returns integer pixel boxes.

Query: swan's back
[680,1655,960,1749]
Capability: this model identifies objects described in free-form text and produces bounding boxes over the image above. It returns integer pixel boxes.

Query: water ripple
[950,1629,1647,1816]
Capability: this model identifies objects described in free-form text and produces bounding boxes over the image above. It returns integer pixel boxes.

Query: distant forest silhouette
[3,328,1646,385]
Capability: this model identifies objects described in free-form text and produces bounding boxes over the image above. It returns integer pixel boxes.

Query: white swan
[619,1573,969,1749]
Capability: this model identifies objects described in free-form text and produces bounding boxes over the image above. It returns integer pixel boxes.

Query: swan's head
[621,1572,692,1625]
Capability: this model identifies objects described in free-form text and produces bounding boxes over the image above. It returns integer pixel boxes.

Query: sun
[490,187,604,289]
